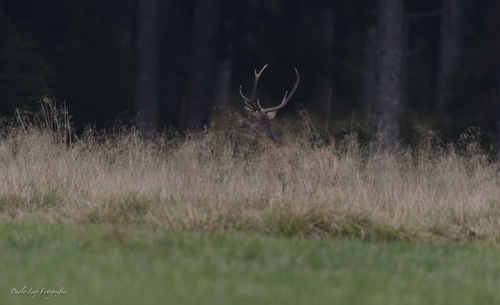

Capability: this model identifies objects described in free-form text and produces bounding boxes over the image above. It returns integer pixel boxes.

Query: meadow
[1,223,500,305]
[1,101,500,304]
[1,102,499,241]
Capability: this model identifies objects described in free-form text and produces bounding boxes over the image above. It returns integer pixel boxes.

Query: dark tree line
[1,0,500,143]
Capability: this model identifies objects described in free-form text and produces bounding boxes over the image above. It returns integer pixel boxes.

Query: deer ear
[265,111,277,120]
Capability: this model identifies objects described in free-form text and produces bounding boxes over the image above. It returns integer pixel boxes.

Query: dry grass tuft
[1,101,500,241]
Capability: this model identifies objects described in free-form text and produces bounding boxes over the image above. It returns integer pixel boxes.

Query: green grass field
[1,222,499,305]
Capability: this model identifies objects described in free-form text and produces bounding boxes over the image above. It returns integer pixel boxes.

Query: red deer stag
[238,65,336,165]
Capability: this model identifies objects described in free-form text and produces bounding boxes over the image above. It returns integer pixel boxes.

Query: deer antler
[239,65,299,116]
[239,64,268,112]
[238,65,303,144]
[239,85,253,112]
[260,68,300,114]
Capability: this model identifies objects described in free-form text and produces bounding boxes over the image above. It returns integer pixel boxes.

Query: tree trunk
[400,18,409,112]
[162,0,189,129]
[361,26,377,124]
[185,0,220,130]
[314,7,335,114]
[135,0,163,135]
[434,0,464,115]
[374,0,403,146]
[214,54,233,106]
[497,62,500,145]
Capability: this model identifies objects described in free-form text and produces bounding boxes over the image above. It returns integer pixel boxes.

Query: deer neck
[259,115,278,142]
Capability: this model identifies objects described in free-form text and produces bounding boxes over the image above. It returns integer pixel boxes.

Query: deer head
[238,64,300,143]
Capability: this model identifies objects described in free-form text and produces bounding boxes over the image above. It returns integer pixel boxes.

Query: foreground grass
[1,126,500,241]
[1,101,500,241]
[1,222,499,305]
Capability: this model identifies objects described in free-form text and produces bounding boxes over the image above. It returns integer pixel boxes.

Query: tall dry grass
[1,100,499,241]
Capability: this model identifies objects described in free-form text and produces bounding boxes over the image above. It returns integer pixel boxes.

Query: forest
[2,2,500,303]
[1,0,500,143]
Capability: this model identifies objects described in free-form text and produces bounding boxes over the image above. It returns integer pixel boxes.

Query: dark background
[1,0,499,143]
